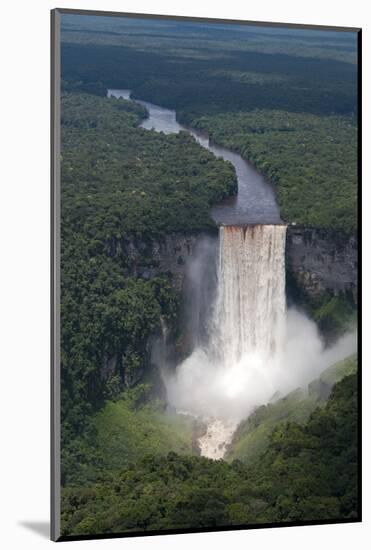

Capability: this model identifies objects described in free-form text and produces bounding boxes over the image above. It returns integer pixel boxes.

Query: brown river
[107,89,281,226]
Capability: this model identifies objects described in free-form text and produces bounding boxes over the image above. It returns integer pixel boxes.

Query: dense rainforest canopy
[58,15,359,537]
[60,90,236,468]
[191,111,357,232]
[61,373,358,536]
[61,15,358,232]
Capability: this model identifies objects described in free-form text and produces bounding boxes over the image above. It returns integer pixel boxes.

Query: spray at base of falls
[209,225,286,457]
[198,225,286,458]
[168,224,288,458]
[165,223,357,459]
[198,418,238,460]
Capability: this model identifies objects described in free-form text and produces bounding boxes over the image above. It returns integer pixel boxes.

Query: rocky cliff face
[105,232,208,291]
[286,226,358,301]
[103,226,357,386]
[103,232,215,385]
[107,226,358,303]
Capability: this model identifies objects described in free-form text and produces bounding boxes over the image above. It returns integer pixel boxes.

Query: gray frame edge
[51,8,61,542]
[55,6,360,32]
[50,7,361,542]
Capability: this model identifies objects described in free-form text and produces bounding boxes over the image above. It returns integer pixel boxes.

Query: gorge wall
[102,232,216,386]
[286,226,358,302]
[105,232,208,292]
[102,226,357,387]
[106,225,358,306]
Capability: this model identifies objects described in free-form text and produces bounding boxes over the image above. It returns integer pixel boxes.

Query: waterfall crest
[210,225,287,367]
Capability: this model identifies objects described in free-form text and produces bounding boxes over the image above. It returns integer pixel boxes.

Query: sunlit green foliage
[61,375,358,536]
[314,295,357,335]
[61,384,198,486]
[226,355,357,464]
[94,390,197,469]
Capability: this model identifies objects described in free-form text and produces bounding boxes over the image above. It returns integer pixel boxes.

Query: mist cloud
[164,308,357,423]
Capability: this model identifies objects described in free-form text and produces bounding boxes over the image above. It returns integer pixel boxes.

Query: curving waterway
[107,89,283,459]
[107,89,281,225]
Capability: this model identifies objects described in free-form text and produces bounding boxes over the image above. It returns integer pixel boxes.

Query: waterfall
[210,224,287,367]
[166,224,288,459]
[166,221,355,460]
[196,224,287,458]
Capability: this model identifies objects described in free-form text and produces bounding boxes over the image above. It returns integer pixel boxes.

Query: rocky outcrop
[106,226,358,303]
[102,232,217,381]
[101,226,357,388]
[105,232,212,291]
[286,226,358,301]
[106,225,358,302]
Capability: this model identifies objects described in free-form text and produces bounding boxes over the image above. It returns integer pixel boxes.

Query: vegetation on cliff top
[61,18,358,232]
[190,110,357,232]
[61,92,237,239]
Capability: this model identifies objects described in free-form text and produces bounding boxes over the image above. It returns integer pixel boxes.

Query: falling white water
[165,224,356,459]
[211,225,287,366]
[196,225,286,458]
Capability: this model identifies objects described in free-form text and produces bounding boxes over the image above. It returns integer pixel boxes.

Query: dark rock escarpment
[286,226,357,302]
[102,226,357,386]
[105,232,205,291]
